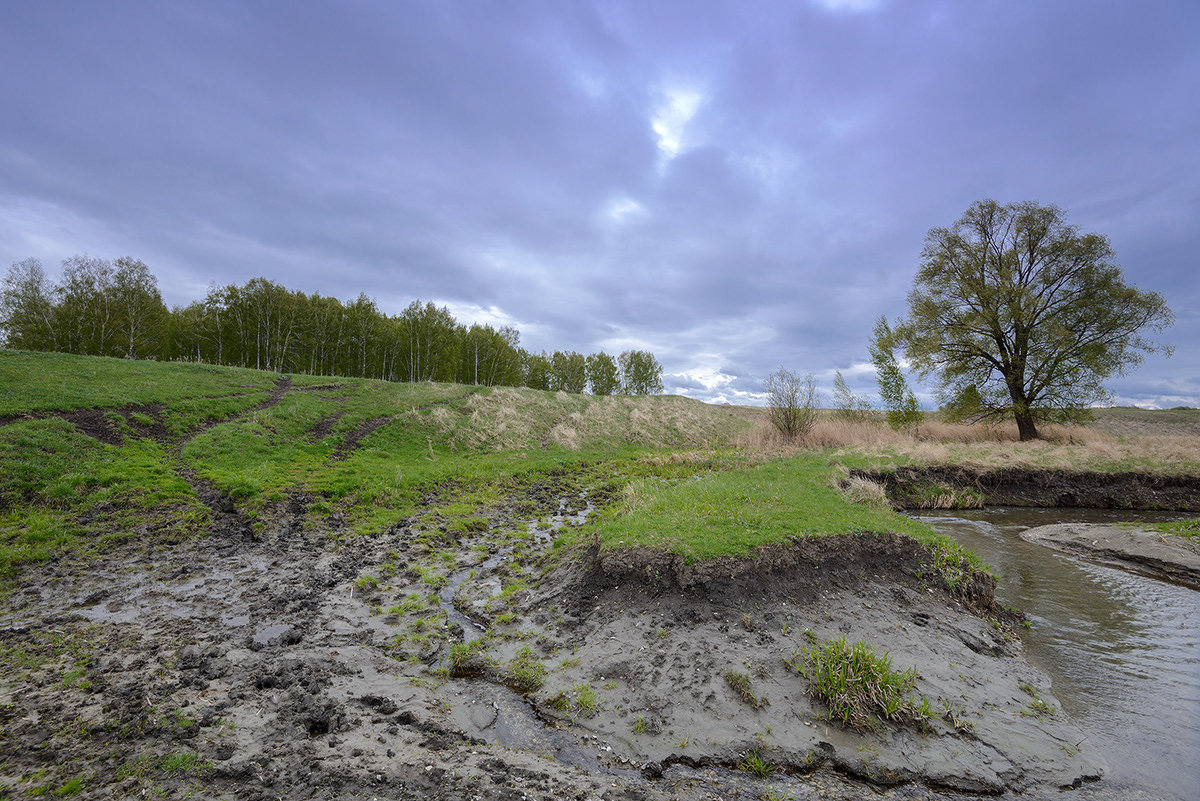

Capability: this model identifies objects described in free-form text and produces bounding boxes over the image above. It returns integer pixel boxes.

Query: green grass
[0,416,201,577]
[563,454,986,579]
[0,349,277,415]
[501,646,547,694]
[792,636,930,731]
[0,349,990,590]
[1147,519,1200,541]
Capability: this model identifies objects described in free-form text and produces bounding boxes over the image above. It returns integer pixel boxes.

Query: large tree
[897,200,1173,440]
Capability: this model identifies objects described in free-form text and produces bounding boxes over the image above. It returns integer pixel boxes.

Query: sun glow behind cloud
[651,88,704,160]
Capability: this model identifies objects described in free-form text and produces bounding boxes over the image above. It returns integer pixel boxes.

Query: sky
[1,0,1197,407]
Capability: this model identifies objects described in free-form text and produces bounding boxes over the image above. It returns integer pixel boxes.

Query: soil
[862,466,1200,512]
[1019,523,1200,590]
[0,473,1109,800]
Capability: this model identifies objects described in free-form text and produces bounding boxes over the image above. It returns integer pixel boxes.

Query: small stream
[916,508,1200,801]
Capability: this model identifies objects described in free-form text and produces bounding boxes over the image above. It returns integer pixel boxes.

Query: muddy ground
[1020,523,1200,590]
[0,467,1118,801]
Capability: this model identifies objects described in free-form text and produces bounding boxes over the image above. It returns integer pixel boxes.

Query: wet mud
[0,469,1110,800]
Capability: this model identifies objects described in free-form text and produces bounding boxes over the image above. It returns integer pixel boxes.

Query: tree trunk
[1006,376,1040,441]
[1014,409,1039,441]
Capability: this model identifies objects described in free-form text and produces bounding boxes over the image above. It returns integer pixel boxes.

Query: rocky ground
[0,473,1118,800]
[1020,522,1200,590]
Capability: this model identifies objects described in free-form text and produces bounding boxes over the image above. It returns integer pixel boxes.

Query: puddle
[440,551,504,643]
[252,623,292,645]
[455,680,641,780]
[526,492,595,544]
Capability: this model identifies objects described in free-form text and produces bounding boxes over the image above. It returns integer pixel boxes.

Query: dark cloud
[1,0,1196,405]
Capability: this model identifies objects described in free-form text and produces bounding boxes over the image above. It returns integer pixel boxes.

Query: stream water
[916,508,1200,801]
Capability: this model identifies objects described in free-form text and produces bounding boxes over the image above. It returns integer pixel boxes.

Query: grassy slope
[0,350,768,579]
[40,350,1200,584]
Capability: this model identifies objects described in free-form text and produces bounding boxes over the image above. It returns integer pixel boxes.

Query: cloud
[1,1,1196,409]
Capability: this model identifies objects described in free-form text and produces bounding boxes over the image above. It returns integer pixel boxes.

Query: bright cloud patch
[652,88,704,159]
[605,197,645,223]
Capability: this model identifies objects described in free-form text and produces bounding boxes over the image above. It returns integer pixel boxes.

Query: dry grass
[738,414,1200,474]
[446,388,752,453]
[840,475,892,510]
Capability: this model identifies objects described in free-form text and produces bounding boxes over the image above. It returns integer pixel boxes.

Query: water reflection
[916,508,1200,801]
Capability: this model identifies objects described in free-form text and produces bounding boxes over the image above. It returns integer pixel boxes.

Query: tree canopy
[619,350,664,395]
[2,255,666,397]
[897,200,1173,440]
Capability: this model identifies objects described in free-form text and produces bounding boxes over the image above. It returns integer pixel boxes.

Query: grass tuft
[502,646,547,694]
[792,636,930,731]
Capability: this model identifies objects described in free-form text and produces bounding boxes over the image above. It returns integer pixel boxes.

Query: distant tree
[56,254,117,355]
[764,367,820,441]
[524,351,552,391]
[831,370,873,422]
[898,200,1173,440]
[586,352,620,396]
[1,258,58,350]
[550,350,588,393]
[869,316,921,433]
[111,257,168,358]
[459,324,522,386]
[619,350,664,395]
[398,300,460,382]
[304,293,347,376]
[940,384,984,423]
[344,293,381,378]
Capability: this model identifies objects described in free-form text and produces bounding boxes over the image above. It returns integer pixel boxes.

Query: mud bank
[517,535,1101,795]
[1,485,1102,800]
[862,466,1200,512]
[1020,523,1200,590]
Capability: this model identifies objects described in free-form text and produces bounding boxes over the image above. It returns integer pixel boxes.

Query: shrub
[764,367,819,442]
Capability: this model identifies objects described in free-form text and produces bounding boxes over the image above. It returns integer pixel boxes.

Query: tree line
[0,255,665,395]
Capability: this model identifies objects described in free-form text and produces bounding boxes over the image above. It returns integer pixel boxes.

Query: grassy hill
[0,349,754,577]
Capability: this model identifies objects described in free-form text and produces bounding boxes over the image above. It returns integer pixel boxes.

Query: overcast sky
[2,1,1196,407]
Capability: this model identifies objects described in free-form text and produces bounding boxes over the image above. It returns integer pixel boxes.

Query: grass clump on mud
[724,670,768,709]
[501,646,547,694]
[791,636,931,731]
[1148,519,1200,541]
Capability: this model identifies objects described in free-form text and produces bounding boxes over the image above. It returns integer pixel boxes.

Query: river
[916,508,1200,801]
